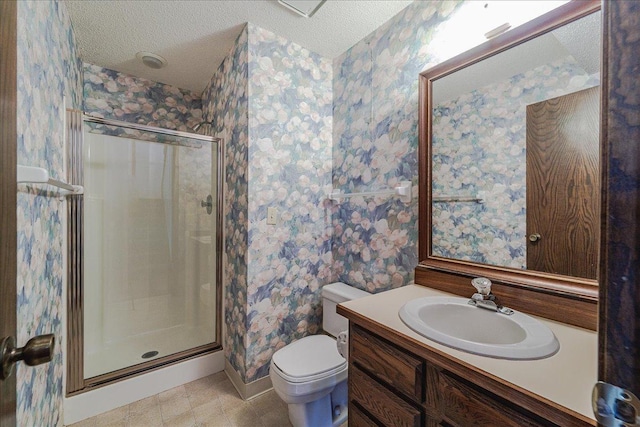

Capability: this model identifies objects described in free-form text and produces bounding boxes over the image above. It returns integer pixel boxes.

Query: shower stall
[65,111,222,393]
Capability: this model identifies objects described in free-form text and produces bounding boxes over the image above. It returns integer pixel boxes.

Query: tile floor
[66,372,293,427]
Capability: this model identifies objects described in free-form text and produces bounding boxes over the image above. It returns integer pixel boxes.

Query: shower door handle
[201,195,213,215]
[0,334,55,380]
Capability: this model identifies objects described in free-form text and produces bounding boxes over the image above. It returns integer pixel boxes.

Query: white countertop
[340,284,598,422]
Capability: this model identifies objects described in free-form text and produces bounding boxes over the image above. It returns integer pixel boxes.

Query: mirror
[419,1,601,293]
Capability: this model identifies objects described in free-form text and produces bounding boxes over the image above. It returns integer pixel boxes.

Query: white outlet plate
[267,207,277,225]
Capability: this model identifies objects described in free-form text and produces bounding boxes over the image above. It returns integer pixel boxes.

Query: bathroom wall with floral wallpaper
[332,1,464,293]
[201,23,332,383]
[83,63,204,133]
[331,1,591,291]
[16,0,82,426]
[431,58,599,269]
[244,24,333,382]
[201,25,250,381]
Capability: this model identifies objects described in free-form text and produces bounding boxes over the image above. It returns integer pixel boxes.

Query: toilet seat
[272,335,347,383]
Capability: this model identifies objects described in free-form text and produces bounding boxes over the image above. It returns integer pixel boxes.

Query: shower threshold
[84,324,213,379]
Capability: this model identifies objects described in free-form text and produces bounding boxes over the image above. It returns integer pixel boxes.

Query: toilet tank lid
[322,282,370,303]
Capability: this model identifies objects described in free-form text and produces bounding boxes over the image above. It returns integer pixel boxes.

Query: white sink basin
[399,296,559,360]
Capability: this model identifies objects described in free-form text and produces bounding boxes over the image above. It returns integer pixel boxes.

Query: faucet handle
[471,277,492,296]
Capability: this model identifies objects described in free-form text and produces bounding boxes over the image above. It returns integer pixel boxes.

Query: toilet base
[286,380,348,427]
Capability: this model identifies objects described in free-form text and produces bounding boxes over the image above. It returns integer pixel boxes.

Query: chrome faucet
[468,278,514,315]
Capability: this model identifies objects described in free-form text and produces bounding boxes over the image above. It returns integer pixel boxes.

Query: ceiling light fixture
[136,51,167,69]
[278,0,326,18]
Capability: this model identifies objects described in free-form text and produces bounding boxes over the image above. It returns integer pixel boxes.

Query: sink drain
[141,351,159,359]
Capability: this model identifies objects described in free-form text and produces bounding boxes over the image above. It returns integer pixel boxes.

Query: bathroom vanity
[337,285,597,427]
[338,2,602,425]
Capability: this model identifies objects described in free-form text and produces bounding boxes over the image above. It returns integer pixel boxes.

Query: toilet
[269,282,370,427]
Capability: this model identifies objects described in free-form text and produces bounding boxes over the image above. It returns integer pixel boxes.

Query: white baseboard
[224,360,273,400]
[64,350,225,425]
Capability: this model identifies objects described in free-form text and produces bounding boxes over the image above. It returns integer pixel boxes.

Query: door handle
[200,194,213,215]
[529,233,542,242]
[1,334,55,380]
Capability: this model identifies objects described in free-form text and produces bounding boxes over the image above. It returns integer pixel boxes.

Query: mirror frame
[417,0,601,321]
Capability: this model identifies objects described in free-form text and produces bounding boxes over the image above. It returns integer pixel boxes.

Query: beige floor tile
[159,385,187,402]
[187,385,220,409]
[160,394,192,421]
[67,417,97,427]
[187,371,227,391]
[127,409,163,427]
[219,398,252,417]
[216,380,246,409]
[211,378,236,394]
[184,375,218,396]
[259,407,292,427]
[208,371,228,384]
[128,395,160,415]
[95,420,127,427]
[95,405,129,427]
[67,373,295,427]
[183,376,208,392]
[248,390,286,415]
[223,404,261,427]
[192,399,225,424]
[198,416,232,427]
[161,410,197,427]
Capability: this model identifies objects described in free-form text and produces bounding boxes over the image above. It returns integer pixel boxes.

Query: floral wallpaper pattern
[431,57,599,268]
[245,24,333,382]
[332,1,463,293]
[203,23,332,384]
[16,0,82,426]
[83,63,204,133]
[201,26,250,380]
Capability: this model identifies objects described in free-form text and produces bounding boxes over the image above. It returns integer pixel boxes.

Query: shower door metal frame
[66,111,224,395]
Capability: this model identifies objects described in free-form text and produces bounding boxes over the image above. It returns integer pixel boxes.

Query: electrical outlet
[267,207,277,225]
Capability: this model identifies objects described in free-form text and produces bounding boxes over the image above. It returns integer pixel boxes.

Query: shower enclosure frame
[65,110,224,395]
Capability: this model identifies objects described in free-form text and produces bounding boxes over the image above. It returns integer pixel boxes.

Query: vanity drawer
[351,324,425,403]
[350,365,423,427]
[349,403,380,427]
[440,372,548,427]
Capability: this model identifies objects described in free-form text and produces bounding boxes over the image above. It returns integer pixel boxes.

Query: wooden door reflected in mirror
[526,87,599,279]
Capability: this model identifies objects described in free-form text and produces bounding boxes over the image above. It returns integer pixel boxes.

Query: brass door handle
[1,334,55,380]
[529,233,542,242]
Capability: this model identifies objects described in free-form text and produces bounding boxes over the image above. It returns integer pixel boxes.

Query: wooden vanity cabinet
[347,323,593,427]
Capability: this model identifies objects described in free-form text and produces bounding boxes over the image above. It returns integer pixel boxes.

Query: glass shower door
[82,129,218,378]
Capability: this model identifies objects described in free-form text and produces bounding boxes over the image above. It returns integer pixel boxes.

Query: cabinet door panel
[440,373,547,427]
[350,365,422,427]
[351,324,424,402]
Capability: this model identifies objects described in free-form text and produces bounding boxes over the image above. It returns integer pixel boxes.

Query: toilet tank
[322,282,371,337]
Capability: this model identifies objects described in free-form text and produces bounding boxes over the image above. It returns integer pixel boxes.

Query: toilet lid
[272,335,346,380]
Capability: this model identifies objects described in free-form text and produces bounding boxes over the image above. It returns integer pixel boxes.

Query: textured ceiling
[65,0,414,93]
